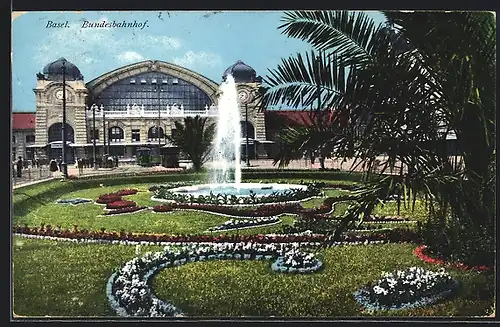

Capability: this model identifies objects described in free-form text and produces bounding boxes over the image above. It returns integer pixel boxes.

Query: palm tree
[260,11,495,266]
[165,116,216,172]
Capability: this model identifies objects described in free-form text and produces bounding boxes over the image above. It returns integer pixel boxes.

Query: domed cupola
[41,57,84,81]
[223,60,259,83]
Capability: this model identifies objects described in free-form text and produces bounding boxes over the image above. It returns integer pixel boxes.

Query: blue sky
[12,10,387,112]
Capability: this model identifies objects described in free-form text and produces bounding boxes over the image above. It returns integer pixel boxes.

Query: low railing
[11,165,54,187]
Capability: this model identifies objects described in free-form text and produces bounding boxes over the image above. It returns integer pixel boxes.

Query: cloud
[117,51,144,63]
[31,18,182,69]
[172,50,221,69]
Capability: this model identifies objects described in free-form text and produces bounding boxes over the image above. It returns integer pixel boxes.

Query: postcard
[11,10,496,321]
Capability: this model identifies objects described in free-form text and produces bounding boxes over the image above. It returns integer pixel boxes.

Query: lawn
[12,237,494,317]
[11,174,495,318]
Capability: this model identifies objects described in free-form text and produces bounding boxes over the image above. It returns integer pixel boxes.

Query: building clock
[238,90,250,104]
[55,90,64,100]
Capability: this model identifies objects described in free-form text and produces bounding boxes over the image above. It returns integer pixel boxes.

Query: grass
[152,243,494,317]
[12,236,164,317]
[12,237,493,317]
[11,175,494,318]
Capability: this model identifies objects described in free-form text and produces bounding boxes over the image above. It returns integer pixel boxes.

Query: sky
[11,10,387,112]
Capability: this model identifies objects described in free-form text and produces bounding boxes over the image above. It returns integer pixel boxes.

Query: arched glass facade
[108,126,124,142]
[148,126,165,139]
[48,123,75,143]
[97,72,213,111]
[240,121,255,139]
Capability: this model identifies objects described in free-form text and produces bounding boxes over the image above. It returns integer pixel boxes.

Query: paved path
[12,157,393,190]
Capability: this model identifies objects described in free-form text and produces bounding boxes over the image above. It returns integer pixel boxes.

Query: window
[132,129,140,142]
[48,123,75,143]
[90,129,99,140]
[109,126,124,142]
[98,72,212,112]
[12,135,15,143]
[148,126,164,140]
[26,135,35,143]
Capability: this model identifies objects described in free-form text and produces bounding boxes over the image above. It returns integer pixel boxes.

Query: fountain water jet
[158,74,309,202]
[210,74,242,187]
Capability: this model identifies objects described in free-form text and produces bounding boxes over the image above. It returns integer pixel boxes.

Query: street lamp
[102,106,107,156]
[154,85,164,165]
[245,103,250,167]
[87,103,103,170]
[61,60,68,178]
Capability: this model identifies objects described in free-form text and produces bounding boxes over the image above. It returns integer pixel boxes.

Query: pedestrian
[107,156,113,168]
[31,159,36,168]
[16,156,23,178]
[49,159,58,172]
[35,158,40,168]
[77,157,84,175]
[114,156,119,168]
[57,157,62,171]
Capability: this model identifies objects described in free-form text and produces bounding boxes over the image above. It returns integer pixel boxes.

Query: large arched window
[240,121,255,139]
[97,72,212,112]
[108,126,124,142]
[148,126,165,140]
[48,123,75,143]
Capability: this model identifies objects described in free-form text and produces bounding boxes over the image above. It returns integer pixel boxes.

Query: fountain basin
[168,183,307,197]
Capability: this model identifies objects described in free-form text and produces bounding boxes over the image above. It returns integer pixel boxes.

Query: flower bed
[152,202,303,217]
[104,206,148,216]
[353,267,458,311]
[207,217,281,232]
[56,198,92,205]
[153,184,322,205]
[414,245,493,272]
[113,189,138,196]
[271,249,323,273]
[106,200,138,210]
[96,194,123,204]
[13,223,420,245]
[107,242,323,317]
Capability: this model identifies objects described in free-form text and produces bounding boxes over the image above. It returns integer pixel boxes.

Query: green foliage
[262,10,496,266]
[154,185,321,205]
[165,116,216,172]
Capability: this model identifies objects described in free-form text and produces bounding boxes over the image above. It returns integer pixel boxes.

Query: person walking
[77,157,84,175]
[57,157,62,172]
[16,156,23,178]
[114,156,119,168]
[49,159,58,173]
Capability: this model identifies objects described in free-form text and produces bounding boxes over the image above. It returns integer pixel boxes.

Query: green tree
[165,116,216,172]
[260,11,495,266]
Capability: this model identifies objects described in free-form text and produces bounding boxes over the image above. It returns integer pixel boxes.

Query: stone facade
[27,59,272,161]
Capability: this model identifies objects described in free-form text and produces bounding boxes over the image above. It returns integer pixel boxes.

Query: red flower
[106,200,137,210]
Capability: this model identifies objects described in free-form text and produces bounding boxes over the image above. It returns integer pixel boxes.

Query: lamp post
[154,85,163,165]
[245,103,250,167]
[61,60,68,178]
[88,103,103,170]
[102,107,107,156]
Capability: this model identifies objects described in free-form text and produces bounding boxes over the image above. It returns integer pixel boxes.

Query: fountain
[164,74,308,202]
[210,74,242,186]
